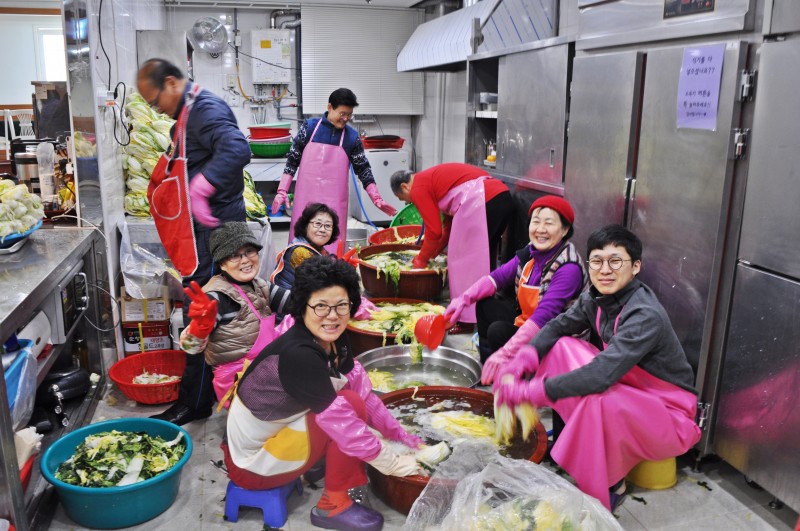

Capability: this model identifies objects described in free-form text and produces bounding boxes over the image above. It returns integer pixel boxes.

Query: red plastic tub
[357,244,445,300]
[362,135,405,150]
[346,297,427,355]
[109,350,186,404]
[367,225,423,246]
[249,126,291,140]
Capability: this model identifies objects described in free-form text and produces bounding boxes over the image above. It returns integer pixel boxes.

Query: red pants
[222,390,368,491]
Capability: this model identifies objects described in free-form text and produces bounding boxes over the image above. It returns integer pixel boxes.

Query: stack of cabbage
[122,94,174,217]
[243,169,266,219]
[0,180,45,242]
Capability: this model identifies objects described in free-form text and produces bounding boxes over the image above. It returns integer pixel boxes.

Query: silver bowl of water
[356,345,482,393]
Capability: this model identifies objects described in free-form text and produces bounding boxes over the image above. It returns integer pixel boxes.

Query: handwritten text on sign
[676,44,725,131]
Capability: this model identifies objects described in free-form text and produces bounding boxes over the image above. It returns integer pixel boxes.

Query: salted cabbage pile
[0,180,44,242]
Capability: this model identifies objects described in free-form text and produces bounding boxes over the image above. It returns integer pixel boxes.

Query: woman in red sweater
[390,163,512,324]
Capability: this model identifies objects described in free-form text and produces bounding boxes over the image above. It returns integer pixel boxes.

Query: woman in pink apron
[495,225,701,512]
[271,89,396,254]
[179,222,293,404]
[390,163,513,325]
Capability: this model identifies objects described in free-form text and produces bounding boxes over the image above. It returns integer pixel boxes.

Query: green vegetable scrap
[55,429,186,487]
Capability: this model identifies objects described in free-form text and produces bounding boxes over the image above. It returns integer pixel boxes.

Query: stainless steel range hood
[397,0,557,72]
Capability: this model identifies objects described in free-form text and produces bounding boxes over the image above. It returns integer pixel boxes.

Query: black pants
[475,296,518,362]
[176,228,216,413]
[485,191,514,270]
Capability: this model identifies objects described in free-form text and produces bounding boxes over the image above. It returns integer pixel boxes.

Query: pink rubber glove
[494,374,549,408]
[271,173,293,215]
[189,173,219,228]
[444,276,497,327]
[353,296,377,321]
[496,344,541,381]
[481,320,541,385]
[366,183,397,216]
[344,362,423,449]
[314,395,383,461]
[275,314,295,336]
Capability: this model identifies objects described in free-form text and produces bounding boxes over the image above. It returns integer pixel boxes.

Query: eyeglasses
[587,257,632,271]
[307,302,352,317]
[226,248,259,264]
[147,88,162,109]
[334,110,354,121]
[310,221,333,232]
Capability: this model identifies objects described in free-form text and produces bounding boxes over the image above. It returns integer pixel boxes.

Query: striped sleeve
[268,283,291,315]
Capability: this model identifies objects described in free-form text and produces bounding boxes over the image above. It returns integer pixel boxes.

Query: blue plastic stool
[224,478,303,527]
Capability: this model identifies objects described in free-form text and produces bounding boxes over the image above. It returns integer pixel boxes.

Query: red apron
[514,258,540,327]
[289,120,349,255]
[147,83,202,277]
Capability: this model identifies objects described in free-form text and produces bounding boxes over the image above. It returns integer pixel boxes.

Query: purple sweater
[490,244,584,329]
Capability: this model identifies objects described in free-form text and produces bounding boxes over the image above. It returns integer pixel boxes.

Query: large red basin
[346,297,426,356]
[367,386,548,515]
[357,244,445,300]
[367,225,423,246]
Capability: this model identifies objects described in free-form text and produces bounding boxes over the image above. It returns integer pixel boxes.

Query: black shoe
[609,480,627,513]
[150,403,211,426]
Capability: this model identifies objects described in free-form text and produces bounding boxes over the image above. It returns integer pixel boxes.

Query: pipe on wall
[270,9,299,29]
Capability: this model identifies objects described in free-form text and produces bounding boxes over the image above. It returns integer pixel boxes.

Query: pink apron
[212,283,277,406]
[534,308,701,510]
[437,177,490,323]
[289,120,350,255]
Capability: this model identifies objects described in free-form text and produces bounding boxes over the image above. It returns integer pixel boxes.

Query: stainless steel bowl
[356,345,482,392]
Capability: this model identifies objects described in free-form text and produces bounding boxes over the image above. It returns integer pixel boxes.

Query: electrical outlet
[226,74,236,89]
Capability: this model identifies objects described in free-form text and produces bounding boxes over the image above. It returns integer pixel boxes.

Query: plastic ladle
[414,314,446,350]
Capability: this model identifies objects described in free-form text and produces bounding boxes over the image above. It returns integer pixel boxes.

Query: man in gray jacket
[494,224,701,513]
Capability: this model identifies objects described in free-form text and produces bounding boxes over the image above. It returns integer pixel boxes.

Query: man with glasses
[494,224,700,513]
[137,58,251,426]
[272,88,397,253]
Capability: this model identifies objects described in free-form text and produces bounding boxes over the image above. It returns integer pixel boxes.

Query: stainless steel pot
[356,345,482,392]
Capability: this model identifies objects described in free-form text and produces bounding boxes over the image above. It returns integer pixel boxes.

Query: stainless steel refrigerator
[564,40,751,375]
[713,37,800,514]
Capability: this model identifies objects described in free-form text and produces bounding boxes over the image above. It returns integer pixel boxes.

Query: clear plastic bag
[404,441,622,531]
[118,218,180,300]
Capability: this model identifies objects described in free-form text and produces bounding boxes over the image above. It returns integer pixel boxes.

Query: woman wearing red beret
[445,195,588,385]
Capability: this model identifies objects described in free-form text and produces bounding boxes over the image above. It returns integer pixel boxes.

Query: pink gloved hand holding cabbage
[481,320,542,385]
[444,275,497,327]
[494,370,549,409]
[189,173,219,228]
[495,344,541,381]
[353,296,378,321]
[366,183,397,216]
[271,173,293,215]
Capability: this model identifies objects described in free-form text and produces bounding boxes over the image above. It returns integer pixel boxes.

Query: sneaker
[609,480,627,513]
[310,503,383,531]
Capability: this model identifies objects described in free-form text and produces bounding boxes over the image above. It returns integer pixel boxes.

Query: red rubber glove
[184,281,218,339]
[366,183,397,216]
[495,344,540,381]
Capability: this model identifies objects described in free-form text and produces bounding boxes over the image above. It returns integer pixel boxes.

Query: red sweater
[410,163,508,263]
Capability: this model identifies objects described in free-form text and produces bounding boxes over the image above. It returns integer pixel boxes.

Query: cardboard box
[122,321,171,354]
[120,286,172,323]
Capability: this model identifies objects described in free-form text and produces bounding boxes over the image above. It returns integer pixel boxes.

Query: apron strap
[230,283,271,324]
[308,118,347,148]
[215,358,252,413]
[595,307,624,349]
[171,83,203,160]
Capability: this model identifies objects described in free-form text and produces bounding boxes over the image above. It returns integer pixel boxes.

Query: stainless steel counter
[0,228,97,342]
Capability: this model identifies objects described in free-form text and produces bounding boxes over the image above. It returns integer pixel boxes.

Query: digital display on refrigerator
[664,0,715,19]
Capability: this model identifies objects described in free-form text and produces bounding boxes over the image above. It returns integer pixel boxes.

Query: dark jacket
[174,82,251,225]
[532,278,697,400]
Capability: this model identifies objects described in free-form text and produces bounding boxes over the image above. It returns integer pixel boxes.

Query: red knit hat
[528,195,575,226]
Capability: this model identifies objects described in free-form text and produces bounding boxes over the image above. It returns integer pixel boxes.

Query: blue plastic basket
[40,418,193,529]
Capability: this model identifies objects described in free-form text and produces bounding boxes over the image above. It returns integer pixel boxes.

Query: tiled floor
[47,224,800,530]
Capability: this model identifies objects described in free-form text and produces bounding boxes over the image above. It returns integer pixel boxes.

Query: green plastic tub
[40,418,193,529]
[250,142,292,158]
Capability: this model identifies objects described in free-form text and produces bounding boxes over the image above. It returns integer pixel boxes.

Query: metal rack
[0,228,105,531]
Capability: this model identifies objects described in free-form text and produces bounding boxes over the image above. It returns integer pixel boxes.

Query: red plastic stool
[224,478,303,527]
